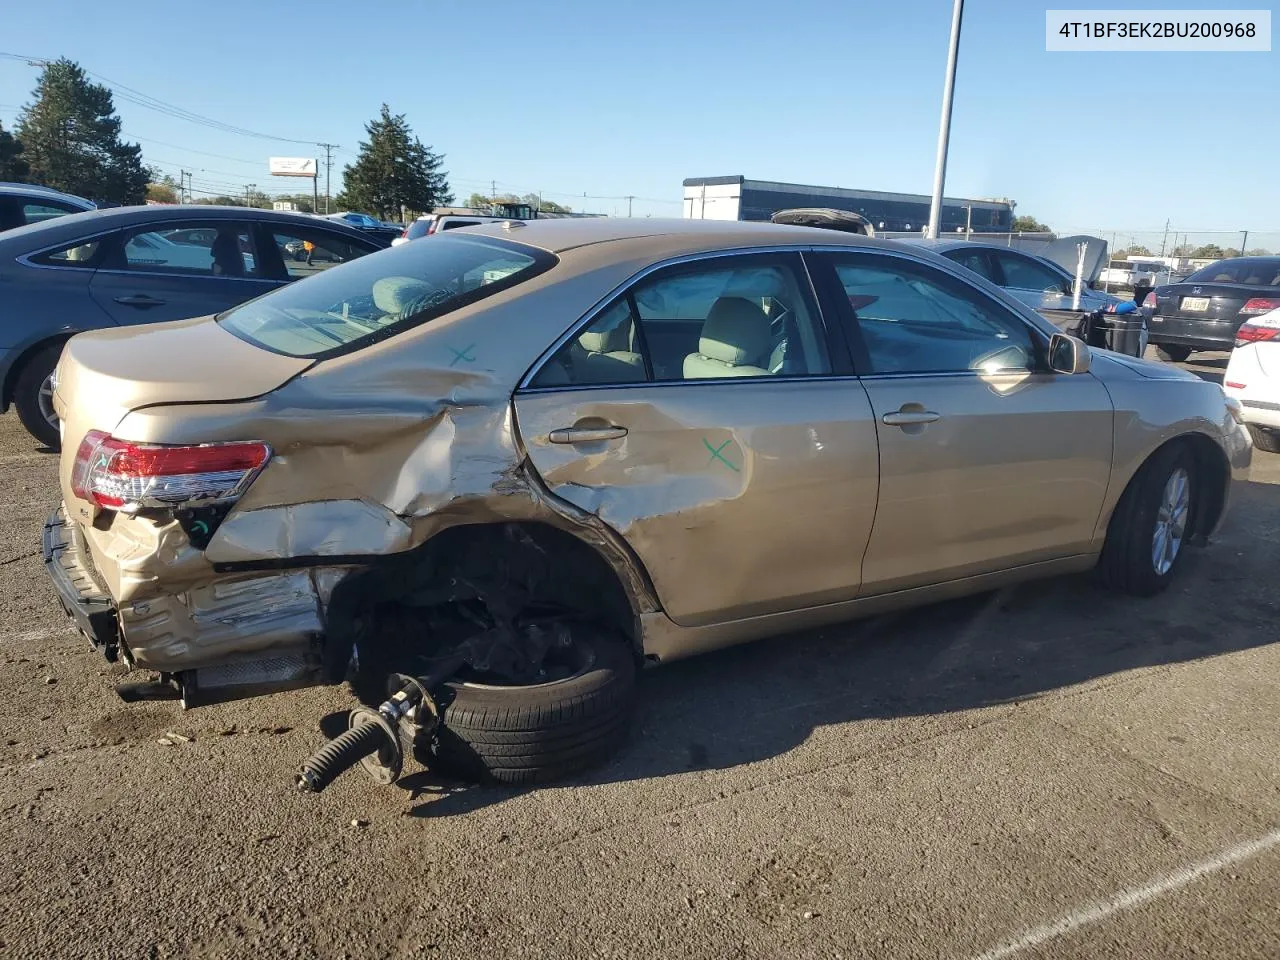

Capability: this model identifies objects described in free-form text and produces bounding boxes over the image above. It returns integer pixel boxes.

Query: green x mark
[703,437,739,473]
[448,343,477,366]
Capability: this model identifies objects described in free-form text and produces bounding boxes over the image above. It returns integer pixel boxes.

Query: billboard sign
[269,157,318,178]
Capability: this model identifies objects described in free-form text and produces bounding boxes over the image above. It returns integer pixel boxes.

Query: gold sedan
[44,218,1251,788]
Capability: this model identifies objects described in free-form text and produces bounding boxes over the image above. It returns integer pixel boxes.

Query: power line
[1,50,323,145]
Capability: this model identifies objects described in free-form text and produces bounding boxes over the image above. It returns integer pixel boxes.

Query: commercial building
[683,176,1015,234]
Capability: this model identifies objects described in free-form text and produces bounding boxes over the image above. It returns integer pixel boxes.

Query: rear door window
[993,251,1070,294]
[441,219,482,231]
[22,201,82,225]
[117,222,261,278]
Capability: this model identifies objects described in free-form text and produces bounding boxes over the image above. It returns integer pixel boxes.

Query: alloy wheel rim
[1151,467,1190,576]
[37,373,58,430]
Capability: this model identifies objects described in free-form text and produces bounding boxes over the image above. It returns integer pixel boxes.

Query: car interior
[534,264,827,386]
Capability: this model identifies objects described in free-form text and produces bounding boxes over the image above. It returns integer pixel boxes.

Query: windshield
[217,234,554,358]
[1184,258,1280,286]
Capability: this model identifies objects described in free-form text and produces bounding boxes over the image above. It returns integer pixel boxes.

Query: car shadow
[400,478,1279,818]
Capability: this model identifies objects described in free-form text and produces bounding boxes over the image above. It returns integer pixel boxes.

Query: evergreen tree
[15,58,148,205]
[0,121,29,181]
[338,104,451,218]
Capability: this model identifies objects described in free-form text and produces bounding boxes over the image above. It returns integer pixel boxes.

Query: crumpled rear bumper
[42,505,120,661]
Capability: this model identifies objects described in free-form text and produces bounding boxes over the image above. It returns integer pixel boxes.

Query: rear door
[814,249,1113,594]
[89,219,281,326]
[513,250,880,627]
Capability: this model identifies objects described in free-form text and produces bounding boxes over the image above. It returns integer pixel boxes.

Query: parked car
[390,210,509,246]
[319,211,401,245]
[43,218,1248,791]
[902,239,1146,356]
[1145,257,1280,362]
[0,182,96,231]
[1223,305,1280,452]
[0,205,383,448]
[771,207,875,235]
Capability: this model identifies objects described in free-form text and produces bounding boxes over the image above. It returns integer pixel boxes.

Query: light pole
[926,0,965,239]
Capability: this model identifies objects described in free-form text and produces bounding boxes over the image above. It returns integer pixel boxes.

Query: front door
[89,220,281,327]
[513,251,880,627]
[817,250,1114,594]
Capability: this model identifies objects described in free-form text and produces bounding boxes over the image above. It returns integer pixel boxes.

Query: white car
[1223,306,1280,452]
[390,211,508,246]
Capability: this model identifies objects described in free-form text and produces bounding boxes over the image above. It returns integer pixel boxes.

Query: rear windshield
[1184,258,1280,286]
[405,219,433,240]
[217,234,554,358]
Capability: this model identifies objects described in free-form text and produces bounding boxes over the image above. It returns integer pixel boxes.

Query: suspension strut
[296,655,465,793]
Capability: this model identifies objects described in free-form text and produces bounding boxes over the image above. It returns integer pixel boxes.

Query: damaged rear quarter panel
[99,253,674,668]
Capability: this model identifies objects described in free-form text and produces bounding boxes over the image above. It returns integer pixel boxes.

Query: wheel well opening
[323,521,640,692]
[4,337,70,407]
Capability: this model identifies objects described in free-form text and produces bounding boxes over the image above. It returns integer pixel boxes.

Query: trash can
[1096,300,1147,358]
[1101,314,1147,357]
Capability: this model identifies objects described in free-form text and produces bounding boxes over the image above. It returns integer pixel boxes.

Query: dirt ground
[1,352,1277,959]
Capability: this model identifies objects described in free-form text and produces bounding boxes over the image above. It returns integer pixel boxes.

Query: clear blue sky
[2,0,1276,234]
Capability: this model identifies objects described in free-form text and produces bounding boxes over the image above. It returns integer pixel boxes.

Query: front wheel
[13,344,63,451]
[1154,344,1192,363]
[1097,445,1196,596]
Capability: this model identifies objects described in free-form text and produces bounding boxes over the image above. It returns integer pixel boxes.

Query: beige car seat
[372,276,434,319]
[578,316,645,381]
[684,297,773,378]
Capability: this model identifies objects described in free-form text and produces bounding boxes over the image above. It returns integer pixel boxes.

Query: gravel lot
[1,352,1277,959]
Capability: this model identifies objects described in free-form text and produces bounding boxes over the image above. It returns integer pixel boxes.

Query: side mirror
[1049,333,1091,374]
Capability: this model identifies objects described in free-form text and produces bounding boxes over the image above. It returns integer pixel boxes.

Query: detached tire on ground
[1096,443,1197,596]
[14,343,63,451]
[433,628,637,785]
[1153,344,1192,363]
[1247,424,1280,454]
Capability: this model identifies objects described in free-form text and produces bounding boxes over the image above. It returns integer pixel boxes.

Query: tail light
[426,221,437,235]
[1142,291,1156,308]
[70,431,270,512]
[1234,323,1280,347]
[1240,298,1280,317]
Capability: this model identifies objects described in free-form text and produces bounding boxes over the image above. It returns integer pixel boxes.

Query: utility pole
[179,169,188,203]
[626,195,634,218]
[926,0,965,239]
[1240,230,1249,257]
[245,183,256,208]
[1160,218,1170,256]
[316,143,337,214]
[491,179,497,203]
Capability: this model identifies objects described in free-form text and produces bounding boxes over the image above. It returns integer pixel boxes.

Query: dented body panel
[44,218,1248,684]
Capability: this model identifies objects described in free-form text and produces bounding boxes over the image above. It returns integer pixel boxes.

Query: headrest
[698,297,770,366]
[578,319,630,354]
[373,276,432,315]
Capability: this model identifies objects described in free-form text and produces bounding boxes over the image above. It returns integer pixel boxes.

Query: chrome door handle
[113,295,167,307]
[548,425,628,444]
[882,410,940,426]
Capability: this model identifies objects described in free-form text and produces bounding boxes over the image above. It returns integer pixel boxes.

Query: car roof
[462,216,880,254]
[0,204,373,250]
[0,181,96,208]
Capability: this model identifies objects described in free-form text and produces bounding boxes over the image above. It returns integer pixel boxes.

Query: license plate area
[1181,296,1210,312]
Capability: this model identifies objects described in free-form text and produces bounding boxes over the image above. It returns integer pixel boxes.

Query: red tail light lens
[1240,298,1280,316]
[69,433,270,511]
[1235,323,1280,347]
[1142,291,1156,307]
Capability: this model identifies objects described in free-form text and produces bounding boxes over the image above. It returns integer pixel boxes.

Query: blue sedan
[0,205,382,448]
